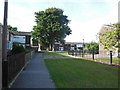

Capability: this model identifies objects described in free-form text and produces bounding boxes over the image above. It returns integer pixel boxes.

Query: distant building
[54,42,86,51]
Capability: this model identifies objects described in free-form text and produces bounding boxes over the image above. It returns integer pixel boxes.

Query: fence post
[72,50,74,56]
[75,51,77,56]
[73,50,75,56]
[79,50,80,55]
[82,49,84,57]
[110,51,112,64]
[68,50,69,55]
[92,49,94,60]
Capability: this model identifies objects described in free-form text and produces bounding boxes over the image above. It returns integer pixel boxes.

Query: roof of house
[55,42,87,44]
[9,30,32,36]
[65,42,84,44]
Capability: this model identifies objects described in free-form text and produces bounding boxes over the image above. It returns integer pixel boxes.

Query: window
[14,37,19,38]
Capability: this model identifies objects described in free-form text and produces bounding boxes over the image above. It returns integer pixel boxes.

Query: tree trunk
[48,43,55,51]
[38,43,41,51]
[52,44,55,51]
[48,44,52,51]
[50,44,53,51]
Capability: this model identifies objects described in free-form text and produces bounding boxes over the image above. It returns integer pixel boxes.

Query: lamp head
[5,0,8,2]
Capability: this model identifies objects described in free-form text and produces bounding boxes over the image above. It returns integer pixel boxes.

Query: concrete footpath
[11,53,56,88]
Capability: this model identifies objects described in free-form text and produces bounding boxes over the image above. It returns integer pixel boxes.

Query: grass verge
[42,51,68,56]
[45,58,119,88]
[95,57,119,64]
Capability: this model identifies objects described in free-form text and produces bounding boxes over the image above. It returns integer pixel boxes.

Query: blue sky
[0,0,119,43]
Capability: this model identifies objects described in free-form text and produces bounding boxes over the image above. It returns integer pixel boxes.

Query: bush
[10,45,26,54]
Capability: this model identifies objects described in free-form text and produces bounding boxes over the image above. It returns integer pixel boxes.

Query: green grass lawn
[42,51,68,56]
[45,58,119,88]
[95,57,119,64]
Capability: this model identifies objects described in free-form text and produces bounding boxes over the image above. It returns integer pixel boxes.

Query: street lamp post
[2,0,8,88]
[82,39,84,57]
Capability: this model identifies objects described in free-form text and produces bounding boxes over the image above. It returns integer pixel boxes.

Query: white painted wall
[70,47,74,50]
[7,32,14,50]
[13,35,25,43]
[59,47,64,51]
[113,48,118,57]
[76,44,83,47]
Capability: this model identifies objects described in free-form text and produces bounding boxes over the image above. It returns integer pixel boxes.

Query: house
[54,42,85,51]
[0,23,14,50]
[0,23,33,50]
[6,30,32,50]
[99,25,118,57]
[65,42,85,51]
[11,31,32,48]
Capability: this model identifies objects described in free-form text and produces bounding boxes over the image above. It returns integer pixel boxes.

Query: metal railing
[68,50,119,65]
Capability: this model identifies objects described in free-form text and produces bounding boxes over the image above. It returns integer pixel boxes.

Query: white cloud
[65,7,118,43]
[65,0,118,42]
[65,20,101,43]
[7,2,36,31]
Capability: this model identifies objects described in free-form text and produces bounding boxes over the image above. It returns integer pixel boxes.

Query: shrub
[10,45,26,54]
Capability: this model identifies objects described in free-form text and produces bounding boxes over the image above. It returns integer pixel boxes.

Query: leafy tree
[32,7,72,51]
[8,25,17,31]
[97,23,119,51]
[85,41,99,53]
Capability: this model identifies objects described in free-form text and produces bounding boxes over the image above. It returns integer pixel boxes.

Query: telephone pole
[2,0,8,88]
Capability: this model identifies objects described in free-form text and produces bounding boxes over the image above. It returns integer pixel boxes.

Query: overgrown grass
[42,51,68,56]
[45,58,119,88]
[95,57,120,64]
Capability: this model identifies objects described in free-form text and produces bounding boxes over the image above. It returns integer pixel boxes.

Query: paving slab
[11,53,56,88]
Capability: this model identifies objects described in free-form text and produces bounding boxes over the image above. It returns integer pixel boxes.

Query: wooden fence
[7,50,35,85]
[8,53,25,83]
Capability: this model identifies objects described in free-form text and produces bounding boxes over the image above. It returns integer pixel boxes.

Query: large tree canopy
[32,7,72,50]
[97,23,119,51]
